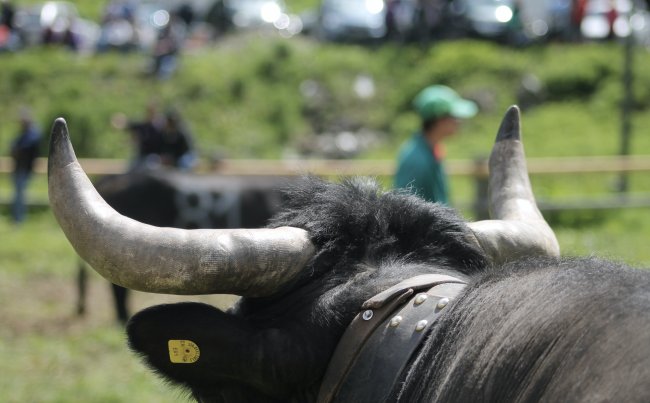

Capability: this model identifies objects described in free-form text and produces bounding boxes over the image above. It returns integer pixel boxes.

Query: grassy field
[0,210,239,402]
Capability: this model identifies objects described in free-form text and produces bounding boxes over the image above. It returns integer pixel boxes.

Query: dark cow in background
[49,107,650,403]
[95,171,288,229]
[94,170,291,323]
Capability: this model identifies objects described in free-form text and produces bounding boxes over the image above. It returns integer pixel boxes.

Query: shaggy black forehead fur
[259,175,489,322]
[269,175,487,279]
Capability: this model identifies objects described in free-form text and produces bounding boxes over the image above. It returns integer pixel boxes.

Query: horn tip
[48,117,76,177]
[50,117,69,144]
[495,105,521,143]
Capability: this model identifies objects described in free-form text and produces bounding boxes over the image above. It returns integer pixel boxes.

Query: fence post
[619,5,635,193]
[473,157,489,220]
[76,260,87,316]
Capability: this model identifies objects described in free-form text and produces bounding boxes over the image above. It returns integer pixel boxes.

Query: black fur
[397,256,650,402]
[127,176,650,402]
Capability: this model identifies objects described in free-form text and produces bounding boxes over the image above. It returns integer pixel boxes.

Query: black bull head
[48,107,650,402]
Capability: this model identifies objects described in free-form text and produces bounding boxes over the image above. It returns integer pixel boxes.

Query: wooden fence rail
[4,155,650,176]
[3,156,650,213]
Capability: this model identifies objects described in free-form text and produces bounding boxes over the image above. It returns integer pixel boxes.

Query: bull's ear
[127,303,253,393]
[126,303,323,402]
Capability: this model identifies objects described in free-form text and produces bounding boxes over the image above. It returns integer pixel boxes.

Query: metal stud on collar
[436,297,450,309]
[389,316,403,327]
[415,320,428,331]
[414,294,428,305]
[362,310,374,321]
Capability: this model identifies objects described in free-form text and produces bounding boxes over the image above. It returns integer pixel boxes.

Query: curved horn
[48,118,315,297]
[467,106,559,265]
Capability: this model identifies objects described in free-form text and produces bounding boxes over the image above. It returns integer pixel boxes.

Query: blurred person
[0,23,8,49]
[0,0,15,49]
[385,0,401,40]
[394,85,477,204]
[205,0,232,38]
[117,103,165,169]
[416,0,446,45]
[570,0,588,41]
[160,108,196,170]
[96,0,137,53]
[42,16,78,51]
[9,109,41,223]
[506,0,526,45]
[605,0,618,39]
[152,12,186,80]
[1,0,14,28]
[177,2,194,27]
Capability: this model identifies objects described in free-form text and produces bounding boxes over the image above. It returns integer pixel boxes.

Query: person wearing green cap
[394,85,477,205]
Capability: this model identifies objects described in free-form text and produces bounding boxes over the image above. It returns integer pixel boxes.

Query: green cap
[412,85,478,121]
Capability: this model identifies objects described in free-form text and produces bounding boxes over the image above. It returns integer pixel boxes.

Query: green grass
[0,208,76,277]
[2,39,649,161]
[0,328,177,403]
[0,211,174,402]
[552,208,650,265]
[0,210,240,402]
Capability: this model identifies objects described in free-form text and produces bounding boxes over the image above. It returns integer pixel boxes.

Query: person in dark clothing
[152,13,185,80]
[1,0,15,27]
[570,0,588,41]
[177,3,194,27]
[205,0,233,37]
[160,109,195,170]
[129,121,163,156]
[42,16,78,50]
[127,104,165,169]
[0,0,15,49]
[10,110,41,223]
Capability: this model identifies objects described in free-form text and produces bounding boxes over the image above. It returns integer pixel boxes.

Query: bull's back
[400,257,650,403]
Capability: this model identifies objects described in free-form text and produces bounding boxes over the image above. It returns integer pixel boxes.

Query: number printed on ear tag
[168,340,200,363]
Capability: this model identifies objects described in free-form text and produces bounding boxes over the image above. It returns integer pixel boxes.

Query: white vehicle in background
[205,0,303,38]
[580,0,650,43]
[12,1,100,52]
[448,0,517,39]
[96,0,179,52]
[315,0,388,42]
[517,0,573,40]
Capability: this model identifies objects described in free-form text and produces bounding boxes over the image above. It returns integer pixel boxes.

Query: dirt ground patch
[0,269,238,338]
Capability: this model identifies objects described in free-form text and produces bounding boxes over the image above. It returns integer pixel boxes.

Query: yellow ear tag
[168,340,200,363]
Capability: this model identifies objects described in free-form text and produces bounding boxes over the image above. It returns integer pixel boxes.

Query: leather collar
[316,274,467,403]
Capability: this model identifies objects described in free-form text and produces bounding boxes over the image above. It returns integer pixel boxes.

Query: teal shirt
[394,133,449,205]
